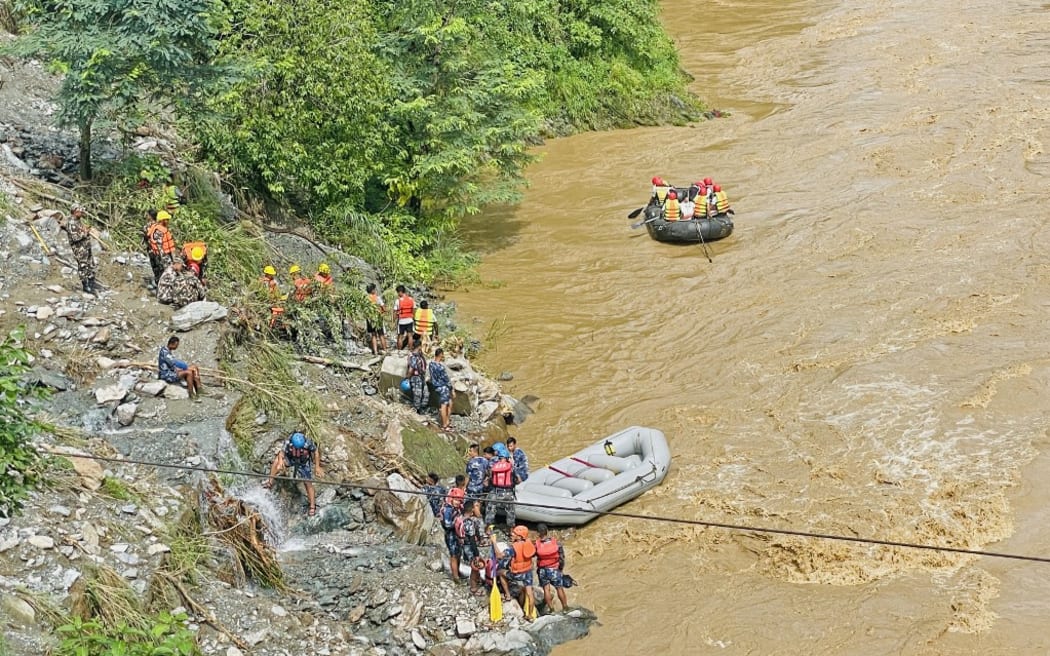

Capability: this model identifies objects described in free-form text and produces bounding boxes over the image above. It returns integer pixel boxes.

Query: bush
[0,327,44,517]
[55,613,199,656]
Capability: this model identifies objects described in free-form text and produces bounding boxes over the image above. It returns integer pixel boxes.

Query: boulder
[38,445,104,490]
[163,384,189,400]
[383,419,404,458]
[475,401,500,423]
[28,535,54,549]
[170,300,228,332]
[465,629,535,654]
[94,384,127,405]
[451,381,474,417]
[25,367,71,392]
[500,394,534,426]
[455,619,477,638]
[115,402,137,426]
[1,594,35,626]
[525,608,598,652]
[373,473,433,545]
[475,378,502,403]
[137,380,167,397]
[378,354,409,395]
[35,306,54,321]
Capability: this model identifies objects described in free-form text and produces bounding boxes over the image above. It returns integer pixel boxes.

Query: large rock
[116,402,138,426]
[373,473,433,545]
[137,380,168,397]
[500,394,534,426]
[1,594,35,626]
[43,445,104,490]
[170,300,228,332]
[94,384,127,405]
[25,367,71,392]
[465,629,535,654]
[525,608,598,652]
[379,354,409,395]
[383,419,404,458]
[451,381,474,417]
[163,384,189,400]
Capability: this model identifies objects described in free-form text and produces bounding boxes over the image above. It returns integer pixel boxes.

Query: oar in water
[630,215,658,229]
[627,207,645,219]
[695,220,713,263]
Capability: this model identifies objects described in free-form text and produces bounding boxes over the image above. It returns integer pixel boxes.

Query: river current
[451,0,1050,653]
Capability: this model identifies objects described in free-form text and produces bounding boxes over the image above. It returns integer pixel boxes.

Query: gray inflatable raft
[514,426,671,526]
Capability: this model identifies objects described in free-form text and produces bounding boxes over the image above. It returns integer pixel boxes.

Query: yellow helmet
[289,264,302,275]
[263,265,277,276]
[318,262,330,274]
[190,246,205,261]
[156,210,172,222]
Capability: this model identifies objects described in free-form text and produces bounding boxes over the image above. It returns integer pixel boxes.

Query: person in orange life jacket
[393,285,416,350]
[492,525,536,611]
[413,299,439,351]
[461,500,487,595]
[429,347,455,431]
[712,184,733,215]
[440,487,466,583]
[365,283,387,356]
[314,262,334,289]
[262,431,323,517]
[259,265,286,328]
[535,523,569,611]
[180,241,208,283]
[289,264,313,302]
[484,442,519,530]
[664,190,681,221]
[146,210,176,283]
[650,176,672,206]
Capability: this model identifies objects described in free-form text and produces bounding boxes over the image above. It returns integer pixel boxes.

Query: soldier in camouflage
[59,205,100,293]
[157,260,206,309]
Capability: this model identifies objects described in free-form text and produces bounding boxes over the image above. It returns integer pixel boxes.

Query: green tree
[0,328,44,517]
[12,0,233,179]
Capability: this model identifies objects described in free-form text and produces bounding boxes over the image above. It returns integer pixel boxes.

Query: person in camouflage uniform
[157,260,206,309]
[59,205,100,293]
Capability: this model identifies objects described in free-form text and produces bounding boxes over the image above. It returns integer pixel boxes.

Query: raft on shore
[514,426,671,526]
[643,203,734,244]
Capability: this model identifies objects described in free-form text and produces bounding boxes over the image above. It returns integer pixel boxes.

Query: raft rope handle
[52,450,1050,566]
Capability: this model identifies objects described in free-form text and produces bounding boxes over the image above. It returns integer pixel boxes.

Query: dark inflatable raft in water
[643,203,734,244]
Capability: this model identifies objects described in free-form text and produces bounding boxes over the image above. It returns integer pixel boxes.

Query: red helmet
[668,190,677,199]
[697,184,707,195]
[703,177,713,186]
[651,176,663,185]
[188,261,201,276]
[713,184,722,192]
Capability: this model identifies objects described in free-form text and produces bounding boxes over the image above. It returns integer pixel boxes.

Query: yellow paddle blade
[489,580,503,622]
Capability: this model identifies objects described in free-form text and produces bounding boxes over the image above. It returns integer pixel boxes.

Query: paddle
[489,541,503,621]
[695,220,713,263]
[627,207,645,219]
[630,216,657,229]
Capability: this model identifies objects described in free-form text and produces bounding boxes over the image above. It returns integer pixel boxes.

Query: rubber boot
[82,279,93,293]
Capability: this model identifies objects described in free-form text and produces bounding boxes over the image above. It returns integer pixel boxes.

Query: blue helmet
[290,432,306,449]
[400,379,412,394]
[494,442,510,459]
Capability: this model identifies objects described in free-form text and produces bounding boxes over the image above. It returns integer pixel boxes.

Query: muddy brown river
[451,0,1050,653]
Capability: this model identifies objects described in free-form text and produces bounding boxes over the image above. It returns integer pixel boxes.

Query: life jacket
[454,514,467,540]
[181,241,207,263]
[314,273,333,287]
[292,276,312,301]
[491,458,514,489]
[413,308,435,335]
[654,185,670,205]
[664,198,680,221]
[260,276,279,297]
[510,539,536,573]
[397,295,415,320]
[148,222,175,256]
[535,538,560,568]
[715,191,731,214]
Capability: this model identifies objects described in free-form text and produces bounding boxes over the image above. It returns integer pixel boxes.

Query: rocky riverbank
[0,58,596,656]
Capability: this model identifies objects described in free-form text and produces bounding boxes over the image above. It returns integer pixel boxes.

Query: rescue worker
[58,205,101,293]
[713,184,733,215]
[413,299,438,351]
[262,431,323,517]
[664,190,681,221]
[406,336,429,414]
[650,176,671,206]
[465,443,489,501]
[441,487,466,582]
[289,264,313,302]
[146,210,176,283]
[260,265,285,328]
[157,260,205,309]
[180,241,208,281]
[314,262,334,294]
[507,437,529,483]
[393,284,416,350]
[484,442,518,530]
[365,283,387,355]
[161,174,183,212]
[494,525,536,613]
[535,524,569,612]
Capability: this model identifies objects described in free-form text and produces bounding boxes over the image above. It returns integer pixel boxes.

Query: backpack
[453,514,466,540]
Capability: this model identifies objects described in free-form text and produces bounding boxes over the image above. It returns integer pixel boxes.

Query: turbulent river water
[450,0,1050,653]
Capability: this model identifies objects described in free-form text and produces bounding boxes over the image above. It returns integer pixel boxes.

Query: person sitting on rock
[262,431,323,517]
[157,260,206,309]
[157,335,202,400]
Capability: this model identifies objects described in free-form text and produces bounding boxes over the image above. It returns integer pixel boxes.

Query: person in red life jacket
[664,189,681,221]
[262,431,323,517]
[314,262,334,290]
[365,283,387,355]
[492,525,536,612]
[259,265,286,329]
[535,523,569,611]
[392,284,416,350]
[440,487,466,583]
[146,210,176,283]
[484,442,519,530]
[460,500,487,595]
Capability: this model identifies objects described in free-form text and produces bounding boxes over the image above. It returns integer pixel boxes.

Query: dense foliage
[56,613,199,656]
[11,0,234,179]
[195,0,698,280]
[0,328,43,517]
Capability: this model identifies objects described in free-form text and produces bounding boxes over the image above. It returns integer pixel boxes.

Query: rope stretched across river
[51,451,1050,565]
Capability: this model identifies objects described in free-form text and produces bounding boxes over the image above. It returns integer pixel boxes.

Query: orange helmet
[447,487,465,505]
[512,525,529,539]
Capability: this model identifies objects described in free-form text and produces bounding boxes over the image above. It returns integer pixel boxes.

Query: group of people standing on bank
[649,175,732,221]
